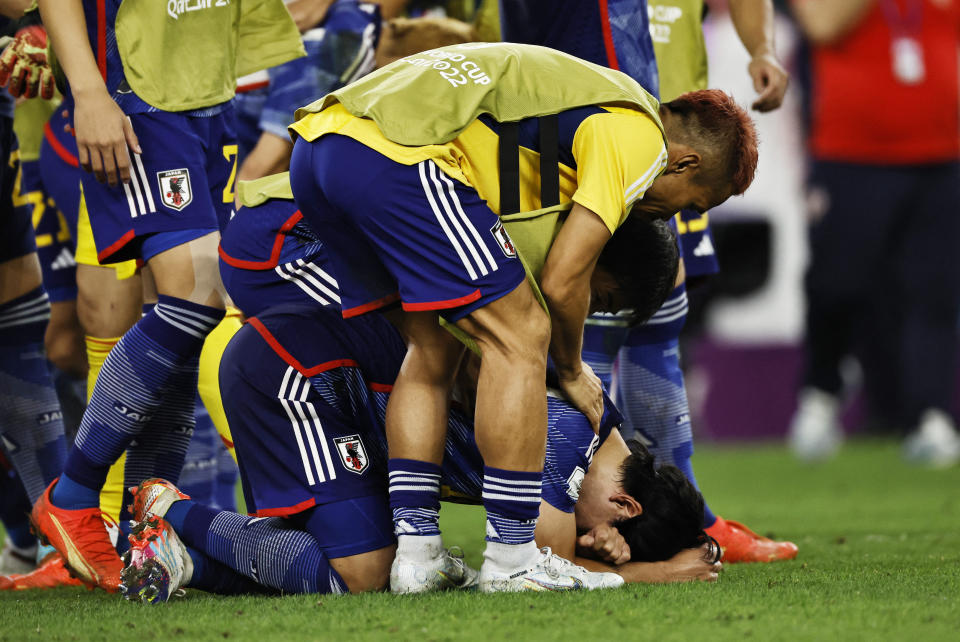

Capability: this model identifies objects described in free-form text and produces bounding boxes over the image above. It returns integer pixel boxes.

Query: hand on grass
[662,544,723,583]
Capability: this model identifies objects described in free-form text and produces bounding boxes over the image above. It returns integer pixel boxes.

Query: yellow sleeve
[571,109,668,234]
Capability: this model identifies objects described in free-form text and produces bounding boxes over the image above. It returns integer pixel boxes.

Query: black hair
[596,216,679,326]
[615,439,709,562]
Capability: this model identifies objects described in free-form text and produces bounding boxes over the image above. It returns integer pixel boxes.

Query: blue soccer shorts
[289,134,526,322]
[221,316,390,509]
[82,105,237,264]
[219,199,341,318]
[0,118,35,265]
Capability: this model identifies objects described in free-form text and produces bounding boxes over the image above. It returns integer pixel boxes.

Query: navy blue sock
[482,466,541,545]
[0,287,67,503]
[0,470,35,549]
[618,327,717,528]
[184,546,271,595]
[214,447,238,512]
[388,458,441,537]
[164,498,195,535]
[51,474,100,510]
[57,296,223,508]
[5,520,35,550]
[582,317,632,391]
[171,501,346,594]
[174,396,218,505]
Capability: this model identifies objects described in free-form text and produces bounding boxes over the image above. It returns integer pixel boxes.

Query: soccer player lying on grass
[120,302,721,602]
[288,42,757,592]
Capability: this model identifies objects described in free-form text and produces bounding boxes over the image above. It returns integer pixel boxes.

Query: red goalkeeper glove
[0,25,55,100]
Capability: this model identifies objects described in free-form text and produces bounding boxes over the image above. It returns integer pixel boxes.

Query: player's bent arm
[237,133,293,185]
[540,203,609,428]
[790,0,875,46]
[38,0,140,185]
[728,0,788,112]
[576,547,721,584]
[533,500,578,561]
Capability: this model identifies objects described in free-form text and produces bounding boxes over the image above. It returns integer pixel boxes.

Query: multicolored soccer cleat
[705,516,799,563]
[120,517,192,604]
[478,547,623,592]
[128,478,190,523]
[0,552,84,591]
[30,479,123,592]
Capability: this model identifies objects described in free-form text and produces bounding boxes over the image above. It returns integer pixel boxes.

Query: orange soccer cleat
[30,479,123,592]
[705,516,799,563]
[129,478,190,523]
[0,553,84,590]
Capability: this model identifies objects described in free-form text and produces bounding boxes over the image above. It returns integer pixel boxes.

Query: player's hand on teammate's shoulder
[576,524,631,565]
[72,87,141,186]
[748,49,789,113]
[558,361,604,433]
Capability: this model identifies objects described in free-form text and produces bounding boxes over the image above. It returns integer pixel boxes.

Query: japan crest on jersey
[334,435,368,474]
[490,220,517,258]
[157,168,193,211]
[566,466,586,501]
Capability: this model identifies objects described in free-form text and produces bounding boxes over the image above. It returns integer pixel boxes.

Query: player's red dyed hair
[663,89,758,196]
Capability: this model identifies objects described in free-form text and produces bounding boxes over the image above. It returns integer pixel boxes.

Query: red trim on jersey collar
[368,382,393,393]
[43,123,79,168]
[597,0,620,71]
[247,316,359,377]
[218,210,303,270]
[251,497,317,518]
[97,229,136,263]
[341,293,401,318]
[401,289,481,312]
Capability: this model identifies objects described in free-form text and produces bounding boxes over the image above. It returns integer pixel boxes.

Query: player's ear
[663,142,701,175]
[670,151,701,175]
[611,492,643,519]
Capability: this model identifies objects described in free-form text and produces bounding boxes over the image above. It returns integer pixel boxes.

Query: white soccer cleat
[120,517,192,604]
[788,388,843,461]
[479,547,624,593]
[390,538,479,594]
[903,409,960,468]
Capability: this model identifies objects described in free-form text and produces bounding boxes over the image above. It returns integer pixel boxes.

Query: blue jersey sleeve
[260,1,380,139]
[540,392,618,513]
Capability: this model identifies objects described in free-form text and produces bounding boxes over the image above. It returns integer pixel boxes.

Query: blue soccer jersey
[500,0,659,97]
[234,0,380,156]
[438,392,618,513]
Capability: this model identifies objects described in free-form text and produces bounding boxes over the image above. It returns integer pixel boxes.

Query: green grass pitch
[1,440,958,641]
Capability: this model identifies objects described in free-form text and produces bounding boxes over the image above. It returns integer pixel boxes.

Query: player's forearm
[37,0,107,96]
[729,0,776,57]
[542,275,590,379]
[790,0,876,45]
[0,0,32,19]
[237,133,293,184]
[575,556,670,584]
